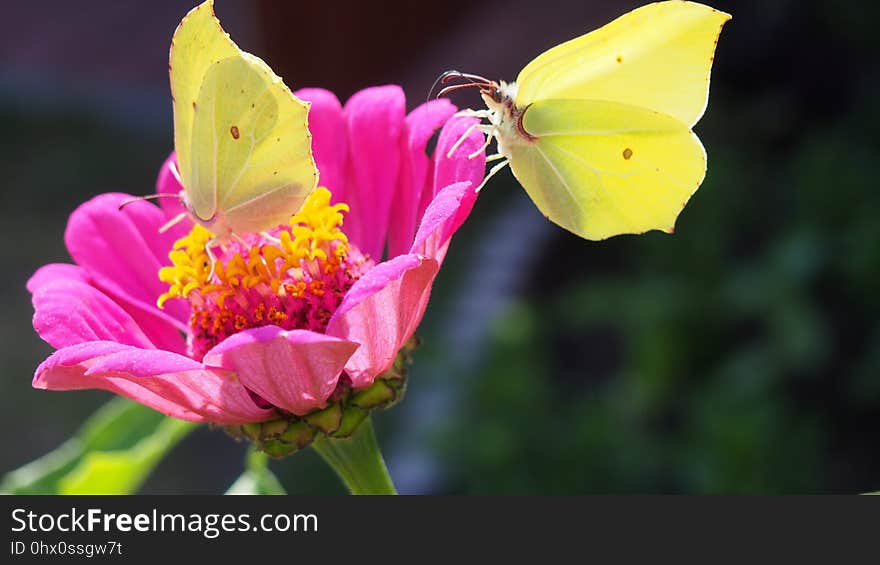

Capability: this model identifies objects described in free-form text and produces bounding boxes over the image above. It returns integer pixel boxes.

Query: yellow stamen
[157,187,350,309]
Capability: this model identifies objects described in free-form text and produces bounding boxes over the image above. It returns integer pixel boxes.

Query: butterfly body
[479,82,528,155]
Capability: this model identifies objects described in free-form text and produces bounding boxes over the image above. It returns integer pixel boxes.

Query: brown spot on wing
[230,125,240,139]
[616,54,623,63]
[622,147,633,160]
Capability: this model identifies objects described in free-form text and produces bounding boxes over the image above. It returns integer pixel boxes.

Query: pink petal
[387,98,458,258]
[32,278,156,350]
[34,342,273,424]
[295,88,348,200]
[203,327,358,417]
[27,263,88,294]
[65,192,190,335]
[28,262,186,355]
[326,254,439,388]
[422,116,486,222]
[410,181,476,264]
[342,85,406,258]
[155,152,193,241]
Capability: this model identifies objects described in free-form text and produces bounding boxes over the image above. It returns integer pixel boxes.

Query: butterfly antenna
[429,70,493,102]
[118,193,183,211]
[427,71,451,104]
[437,82,487,98]
[442,71,492,85]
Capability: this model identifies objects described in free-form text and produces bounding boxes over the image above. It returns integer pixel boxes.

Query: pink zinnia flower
[29,85,485,424]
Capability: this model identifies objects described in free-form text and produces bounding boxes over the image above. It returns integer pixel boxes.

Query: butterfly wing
[505,98,706,240]
[188,53,316,233]
[170,0,316,234]
[515,1,730,127]
[170,0,238,218]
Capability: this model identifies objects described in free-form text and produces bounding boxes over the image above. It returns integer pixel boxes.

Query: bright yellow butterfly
[441,1,730,240]
[168,0,317,240]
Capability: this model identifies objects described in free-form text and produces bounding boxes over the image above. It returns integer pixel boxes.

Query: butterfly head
[433,70,522,127]
[479,81,519,116]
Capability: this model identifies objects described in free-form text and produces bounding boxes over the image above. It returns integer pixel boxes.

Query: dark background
[1,0,878,493]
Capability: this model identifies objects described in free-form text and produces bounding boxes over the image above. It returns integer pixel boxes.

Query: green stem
[226,447,286,494]
[311,417,397,494]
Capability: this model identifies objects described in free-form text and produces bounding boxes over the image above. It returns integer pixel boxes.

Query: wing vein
[537,127,671,137]
[532,144,588,219]
[211,85,219,216]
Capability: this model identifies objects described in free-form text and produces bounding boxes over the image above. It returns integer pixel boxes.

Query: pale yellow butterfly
[440,1,730,240]
[166,0,317,243]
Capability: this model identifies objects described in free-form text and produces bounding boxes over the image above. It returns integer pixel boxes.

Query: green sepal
[304,403,343,434]
[260,422,316,458]
[241,422,262,442]
[332,406,369,438]
[351,379,396,408]
[387,377,408,406]
[260,419,289,439]
[260,439,292,459]
[279,420,316,447]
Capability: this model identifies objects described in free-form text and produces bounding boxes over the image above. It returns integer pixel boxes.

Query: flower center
[157,188,373,360]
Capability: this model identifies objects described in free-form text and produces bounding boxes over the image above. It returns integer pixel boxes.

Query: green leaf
[59,416,195,494]
[1,397,197,494]
[225,449,286,495]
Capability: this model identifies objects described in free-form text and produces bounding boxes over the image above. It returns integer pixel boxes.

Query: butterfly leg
[453,108,491,119]
[476,159,509,192]
[468,128,496,159]
[259,231,281,245]
[204,238,220,281]
[168,161,183,185]
[231,233,250,247]
[445,121,482,158]
[159,211,188,234]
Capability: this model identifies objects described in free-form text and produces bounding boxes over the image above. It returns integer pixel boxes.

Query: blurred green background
[1,0,877,493]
